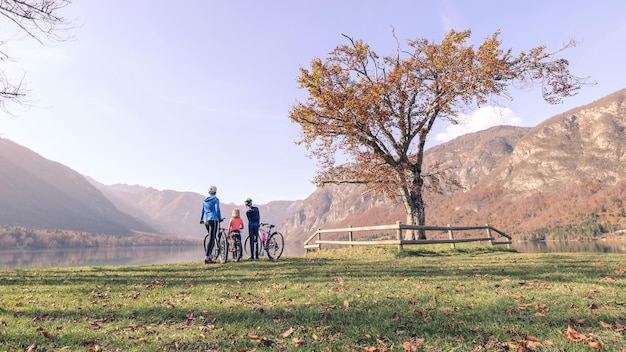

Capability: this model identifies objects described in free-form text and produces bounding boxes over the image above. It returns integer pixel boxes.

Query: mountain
[485,91,626,193]
[0,138,156,234]
[90,180,303,240]
[89,181,203,238]
[2,88,625,255]
[280,88,626,254]
[0,134,301,244]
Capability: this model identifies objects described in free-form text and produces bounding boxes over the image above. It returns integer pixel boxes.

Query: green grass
[0,246,625,351]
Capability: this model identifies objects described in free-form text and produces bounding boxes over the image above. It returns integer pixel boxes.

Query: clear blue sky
[2,0,625,205]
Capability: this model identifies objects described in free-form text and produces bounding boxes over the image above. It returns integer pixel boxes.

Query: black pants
[248,224,260,259]
[204,220,219,257]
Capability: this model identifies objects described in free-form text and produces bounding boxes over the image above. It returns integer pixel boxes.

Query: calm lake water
[0,240,624,269]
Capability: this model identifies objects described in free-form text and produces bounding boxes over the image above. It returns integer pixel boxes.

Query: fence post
[348,225,353,248]
[396,221,403,252]
[486,224,493,246]
[447,224,455,249]
[317,229,322,251]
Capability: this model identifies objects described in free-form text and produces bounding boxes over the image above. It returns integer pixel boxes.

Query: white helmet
[208,186,217,194]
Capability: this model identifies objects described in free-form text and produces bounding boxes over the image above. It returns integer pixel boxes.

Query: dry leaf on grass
[292,337,304,346]
[281,327,294,338]
[588,341,602,349]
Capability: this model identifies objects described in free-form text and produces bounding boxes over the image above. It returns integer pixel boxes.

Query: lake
[0,239,624,269]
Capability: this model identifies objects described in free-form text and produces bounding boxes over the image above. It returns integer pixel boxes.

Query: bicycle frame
[244,222,284,260]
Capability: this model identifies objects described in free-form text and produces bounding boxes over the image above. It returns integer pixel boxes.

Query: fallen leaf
[402,341,417,351]
[248,334,273,346]
[566,325,588,342]
[588,341,602,349]
[599,321,612,329]
[281,327,294,338]
[526,340,542,349]
[80,339,97,346]
[501,341,518,349]
[292,337,304,346]
[568,318,586,325]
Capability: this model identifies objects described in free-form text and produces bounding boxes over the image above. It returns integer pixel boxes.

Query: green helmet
[244,197,252,205]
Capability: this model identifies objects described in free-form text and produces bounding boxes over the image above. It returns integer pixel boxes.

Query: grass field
[0,246,624,351]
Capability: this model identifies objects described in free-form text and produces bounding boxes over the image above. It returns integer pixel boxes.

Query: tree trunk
[401,189,426,240]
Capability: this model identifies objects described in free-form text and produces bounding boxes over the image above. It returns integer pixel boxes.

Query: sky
[1,0,625,205]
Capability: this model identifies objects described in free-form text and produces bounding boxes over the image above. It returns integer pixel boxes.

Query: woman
[200,185,221,264]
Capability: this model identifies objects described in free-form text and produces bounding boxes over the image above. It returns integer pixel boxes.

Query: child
[228,208,244,252]
[244,198,261,260]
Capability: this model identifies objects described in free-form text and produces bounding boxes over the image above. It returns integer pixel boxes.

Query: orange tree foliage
[289,29,587,239]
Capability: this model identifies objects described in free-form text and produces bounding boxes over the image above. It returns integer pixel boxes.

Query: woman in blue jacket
[200,185,221,264]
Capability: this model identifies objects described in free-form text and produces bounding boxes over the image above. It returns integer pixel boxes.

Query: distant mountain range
[1,88,625,255]
[0,139,156,234]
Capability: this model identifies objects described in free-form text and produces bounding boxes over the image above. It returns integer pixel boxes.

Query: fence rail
[303,221,512,252]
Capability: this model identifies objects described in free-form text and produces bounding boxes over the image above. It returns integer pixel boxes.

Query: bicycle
[204,219,243,264]
[203,219,221,263]
[243,222,284,260]
[223,229,243,263]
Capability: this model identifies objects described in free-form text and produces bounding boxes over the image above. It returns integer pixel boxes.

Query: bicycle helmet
[208,186,217,195]
[244,197,252,205]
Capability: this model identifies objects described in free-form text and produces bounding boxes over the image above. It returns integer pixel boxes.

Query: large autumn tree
[0,0,72,112]
[289,29,587,239]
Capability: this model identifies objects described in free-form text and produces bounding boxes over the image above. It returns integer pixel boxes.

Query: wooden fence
[303,221,512,253]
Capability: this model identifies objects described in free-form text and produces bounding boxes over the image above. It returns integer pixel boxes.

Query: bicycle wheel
[217,231,228,264]
[265,232,284,260]
[232,233,243,262]
[243,235,251,258]
[258,235,266,258]
[244,235,261,259]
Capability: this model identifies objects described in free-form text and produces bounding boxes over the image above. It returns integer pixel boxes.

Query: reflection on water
[1,240,624,269]
[512,239,626,254]
[0,245,298,269]
[0,246,202,270]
